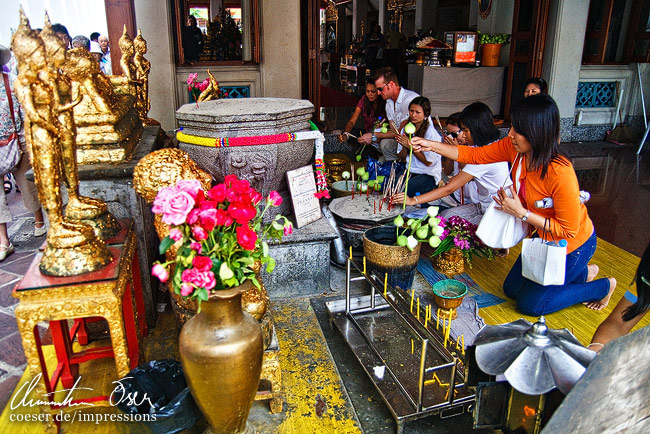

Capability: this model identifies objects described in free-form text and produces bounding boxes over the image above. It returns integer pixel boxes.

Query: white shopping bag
[476,201,529,249]
[521,238,567,286]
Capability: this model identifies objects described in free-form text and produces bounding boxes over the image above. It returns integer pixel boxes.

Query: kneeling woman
[395,96,442,198]
[394,102,509,224]
[410,94,616,316]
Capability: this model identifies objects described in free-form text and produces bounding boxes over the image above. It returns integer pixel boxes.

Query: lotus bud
[342,171,350,180]
[428,217,440,227]
[381,124,388,134]
[374,183,382,191]
[406,218,415,227]
[397,235,408,246]
[360,183,368,192]
[356,154,362,161]
[361,172,370,181]
[429,235,441,248]
[416,226,429,239]
[427,206,439,217]
[404,122,416,136]
[434,225,445,236]
[356,167,366,176]
[393,215,404,227]
[407,236,419,250]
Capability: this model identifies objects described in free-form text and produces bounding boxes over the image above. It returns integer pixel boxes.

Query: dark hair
[510,94,568,180]
[363,83,386,122]
[187,16,197,26]
[446,112,461,127]
[623,242,650,321]
[373,66,399,87]
[72,35,90,51]
[525,77,548,94]
[409,96,431,138]
[51,23,70,38]
[90,32,100,42]
[459,102,499,147]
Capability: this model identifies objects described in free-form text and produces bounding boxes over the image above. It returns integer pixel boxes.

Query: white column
[542,0,590,119]
[353,0,367,37]
[378,0,386,33]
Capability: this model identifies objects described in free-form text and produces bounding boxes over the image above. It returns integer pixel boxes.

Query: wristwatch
[372,134,377,143]
[521,210,530,222]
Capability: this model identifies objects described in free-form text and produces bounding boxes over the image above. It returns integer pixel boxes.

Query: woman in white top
[395,96,442,198]
[394,102,510,224]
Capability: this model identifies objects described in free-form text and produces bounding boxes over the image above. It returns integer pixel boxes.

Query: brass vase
[363,226,421,291]
[433,248,465,276]
[179,281,263,434]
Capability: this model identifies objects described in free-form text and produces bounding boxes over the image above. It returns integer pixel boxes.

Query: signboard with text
[286,165,322,228]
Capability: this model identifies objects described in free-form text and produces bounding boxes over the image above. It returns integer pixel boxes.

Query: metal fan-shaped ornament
[473,317,596,395]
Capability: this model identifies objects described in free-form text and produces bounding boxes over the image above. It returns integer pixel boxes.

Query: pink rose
[181,268,215,291]
[198,79,209,92]
[187,72,198,85]
[192,225,208,241]
[176,179,203,200]
[169,228,183,241]
[180,283,194,297]
[162,192,195,226]
[283,222,293,236]
[250,190,262,205]
[236,225,257,250]
[190,242,202,254]
[192,255,213,272]
[198,208,218,231]
[268,191,282,206]
[186,208,200,225]
[151,264,169,282]
[152,185,179,214]
[228,203,257,224]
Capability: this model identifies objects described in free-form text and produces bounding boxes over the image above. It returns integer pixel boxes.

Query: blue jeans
[406,174,438,197]
[503,231,610,316]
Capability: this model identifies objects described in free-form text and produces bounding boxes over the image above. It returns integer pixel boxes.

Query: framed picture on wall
[444,31,477,64]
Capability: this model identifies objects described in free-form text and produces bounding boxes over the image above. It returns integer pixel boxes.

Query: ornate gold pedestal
[432,248,465,276]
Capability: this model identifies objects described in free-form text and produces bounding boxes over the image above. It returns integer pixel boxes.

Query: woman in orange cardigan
[410,94,616,316]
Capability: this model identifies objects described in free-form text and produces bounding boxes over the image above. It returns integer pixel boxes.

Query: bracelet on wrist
[588,342,604,348]
[414,196,419,205]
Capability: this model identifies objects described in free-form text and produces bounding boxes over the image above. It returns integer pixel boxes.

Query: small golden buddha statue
[11,10,112,276]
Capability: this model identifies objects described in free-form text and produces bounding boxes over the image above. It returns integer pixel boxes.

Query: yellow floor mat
[468,238,648,345]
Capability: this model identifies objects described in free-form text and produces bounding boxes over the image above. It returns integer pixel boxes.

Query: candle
[417,298,420,320]
[424,306,429,328]
[444,310,452,347]
[411,339,414,354]
[410,289,415,312]
[349,245,352,260]
[363,256,366,274]
[383,273,388,297]
[436,308,441,330]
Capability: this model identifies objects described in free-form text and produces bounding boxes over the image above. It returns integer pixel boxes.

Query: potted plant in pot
[478,31,510,67]
[150,175,292,434]
[430,215,494,276]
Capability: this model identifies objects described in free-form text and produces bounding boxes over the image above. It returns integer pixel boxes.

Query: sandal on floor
[0,243,15,262]
[34,222,47,237]
[3,180,11,194]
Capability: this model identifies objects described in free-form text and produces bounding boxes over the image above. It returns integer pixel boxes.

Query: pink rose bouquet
[151,175,293,305]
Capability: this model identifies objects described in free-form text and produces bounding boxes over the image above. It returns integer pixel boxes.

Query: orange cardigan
[457,137,593,253]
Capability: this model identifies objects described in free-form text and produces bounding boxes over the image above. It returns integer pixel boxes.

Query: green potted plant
[477,31,510,67]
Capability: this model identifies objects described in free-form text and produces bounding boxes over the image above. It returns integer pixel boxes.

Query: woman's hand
[493,185,527,218]
[443,135,458,146]
[396,133,410,148]
[358,132,373,145]
[410,136,441,153]
[392,192,415,206]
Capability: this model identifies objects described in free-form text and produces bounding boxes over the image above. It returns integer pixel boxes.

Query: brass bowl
[432,279,468,318]
[331,180,355,198]
[325,157,347,182]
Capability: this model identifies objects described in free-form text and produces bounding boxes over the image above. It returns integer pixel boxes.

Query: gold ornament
[133,29,158,125]
[12,10,112,276]
[197,69,221,102]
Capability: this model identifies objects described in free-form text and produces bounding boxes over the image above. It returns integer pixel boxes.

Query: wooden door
[104,0,137,75]
[302,0,321,118]
[503,0,550,120]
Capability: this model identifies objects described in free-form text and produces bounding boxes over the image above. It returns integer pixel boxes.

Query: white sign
[286,165,322,228]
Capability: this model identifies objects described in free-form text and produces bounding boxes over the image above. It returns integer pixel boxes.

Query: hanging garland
[177,126,330,199]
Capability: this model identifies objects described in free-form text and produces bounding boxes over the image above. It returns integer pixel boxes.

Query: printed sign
[286,165,322,228]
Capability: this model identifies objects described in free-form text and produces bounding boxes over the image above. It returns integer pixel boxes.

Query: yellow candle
[411,338,414,354]
[383,273,388,296]
[417,298,420,320]
[363,256,366,274]
[444,310,452,347]
[436,308,441,330]
[410,289,415,312]
[349,245,353,260]
[461,335,465,355]
[424,306,429,328]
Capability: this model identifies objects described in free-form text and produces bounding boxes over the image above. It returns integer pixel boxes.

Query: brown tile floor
[0,143,648,415]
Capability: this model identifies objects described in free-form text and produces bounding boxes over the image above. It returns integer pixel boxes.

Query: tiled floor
[0,141,648,417]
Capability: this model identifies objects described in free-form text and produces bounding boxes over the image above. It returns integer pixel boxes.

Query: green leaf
[265,257,276,273]
[262,241,269,257]
[198,287,209,302]
[159,236,175,255]
[237,256,255,266]
[250,276,261,289]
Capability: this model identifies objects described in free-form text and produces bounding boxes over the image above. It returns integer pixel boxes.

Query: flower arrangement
[392,206,446,251]
[431,215,494,266]
[186,72,228,103]
[477,32,511,45]
[150,175,293,306]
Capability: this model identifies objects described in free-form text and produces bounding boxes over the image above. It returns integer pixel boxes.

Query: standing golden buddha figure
[11,10,112,276]
[40,15,121,240]
[133,29,158,125]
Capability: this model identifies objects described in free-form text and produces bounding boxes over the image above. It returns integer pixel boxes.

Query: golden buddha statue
[61,26,141,164]
[11,10,112,276]
[197,69,220,102]
[40,16,121,239]
[133,29,157,125]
